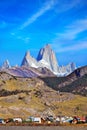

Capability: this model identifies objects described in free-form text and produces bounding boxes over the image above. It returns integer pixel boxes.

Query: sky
[0,0,87,67]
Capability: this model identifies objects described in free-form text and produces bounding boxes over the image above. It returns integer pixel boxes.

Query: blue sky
[0,0,87,67]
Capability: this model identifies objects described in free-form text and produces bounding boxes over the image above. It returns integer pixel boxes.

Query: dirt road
[0,126,87,130]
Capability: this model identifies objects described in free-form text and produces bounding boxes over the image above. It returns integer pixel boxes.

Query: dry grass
[0,77,87,118]
[53,95,87,116]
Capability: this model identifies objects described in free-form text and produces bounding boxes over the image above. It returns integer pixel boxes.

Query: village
[0,115,87,126]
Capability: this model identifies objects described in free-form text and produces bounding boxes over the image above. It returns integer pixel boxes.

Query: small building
[13,118,22,123]
[60,116,66,123]
[27,116,41,123]
[56,117,61,123]
[33,117,41,123]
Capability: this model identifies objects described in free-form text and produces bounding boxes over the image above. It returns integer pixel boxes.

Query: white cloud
[17,36,30,43]
[18,37,30,44]
[20,0,56,29]
[10,32,30,44]
[54,0,81,13]
[52,19,87,53]
[52,41,87,53]
[55,19,87,40]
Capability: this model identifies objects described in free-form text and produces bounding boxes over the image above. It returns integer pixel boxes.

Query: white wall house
[13,118,22,123]
[33,117,41,123]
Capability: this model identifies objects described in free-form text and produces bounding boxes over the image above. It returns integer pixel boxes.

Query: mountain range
[0,44,76,77]
[0,44,87,118]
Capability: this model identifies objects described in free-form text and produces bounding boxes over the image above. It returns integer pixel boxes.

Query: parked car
[5,118,13,123]
[0,119,6,124]
[46,115,54,122]
[73,116,79,124]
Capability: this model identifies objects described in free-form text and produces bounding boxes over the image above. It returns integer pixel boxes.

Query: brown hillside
[0,70,87,118]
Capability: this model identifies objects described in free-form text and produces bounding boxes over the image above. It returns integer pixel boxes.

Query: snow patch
[31,63,38,68]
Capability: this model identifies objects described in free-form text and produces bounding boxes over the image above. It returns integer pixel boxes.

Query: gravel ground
[0,126,87,130]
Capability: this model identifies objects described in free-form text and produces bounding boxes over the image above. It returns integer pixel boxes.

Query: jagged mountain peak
[24,51,31,58]
[70,62,76,71]
[2,59,11,69]
[21,44,76,76]
[37,44,53,61]
[45,44,51,50]
[26,50,30,55]
[37,44,59,73]
[21,51,38,68]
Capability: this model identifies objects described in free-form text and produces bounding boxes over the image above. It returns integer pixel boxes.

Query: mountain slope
[40,66,87,96]
[1,66,55,78]
[59,74,87,96]
[0,71,87,118]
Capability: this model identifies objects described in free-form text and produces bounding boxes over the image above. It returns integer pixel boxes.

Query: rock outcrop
[2,60,11,69]
[37,44,59,74]
[21,44,59,74]
[21,44,76,76]
[21,51,38,68]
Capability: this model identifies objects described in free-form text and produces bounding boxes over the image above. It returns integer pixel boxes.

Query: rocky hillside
[59,74,87,96]
[41,66,87,96]
[0,66,55,78]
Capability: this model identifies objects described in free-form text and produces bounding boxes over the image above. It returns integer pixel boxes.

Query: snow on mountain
[58,62,76,76]
[21,51,38,68]
[21,44,76,76]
